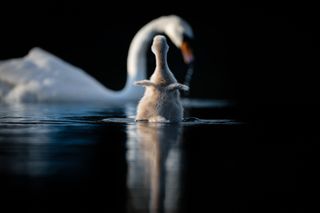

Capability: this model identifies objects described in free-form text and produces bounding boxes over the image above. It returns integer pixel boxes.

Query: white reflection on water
[0,99,238,211]
[123,99,238,212]
[126,122,184,213]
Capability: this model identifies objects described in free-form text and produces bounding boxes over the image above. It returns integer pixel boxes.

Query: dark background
[1,4,319,105]
[1,4,319,213]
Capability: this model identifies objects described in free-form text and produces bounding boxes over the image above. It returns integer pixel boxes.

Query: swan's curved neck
[120,19,163,99]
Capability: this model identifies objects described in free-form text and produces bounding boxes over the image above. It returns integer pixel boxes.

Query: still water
[0,100,313,212]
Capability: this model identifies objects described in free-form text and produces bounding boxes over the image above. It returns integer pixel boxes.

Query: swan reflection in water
[126,121,184,213]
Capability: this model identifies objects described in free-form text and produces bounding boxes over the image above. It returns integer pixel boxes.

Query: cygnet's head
[151,35,169,56]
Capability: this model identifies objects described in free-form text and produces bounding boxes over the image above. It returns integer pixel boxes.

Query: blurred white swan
[0,15,193,104]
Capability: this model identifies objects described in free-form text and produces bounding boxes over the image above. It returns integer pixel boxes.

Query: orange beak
[180,41,194,64]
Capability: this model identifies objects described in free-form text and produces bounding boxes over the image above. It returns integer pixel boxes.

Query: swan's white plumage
[0,15,193,103]
[0,48,116,102]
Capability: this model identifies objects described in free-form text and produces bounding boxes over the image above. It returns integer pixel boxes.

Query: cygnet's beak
[180,41,194,64]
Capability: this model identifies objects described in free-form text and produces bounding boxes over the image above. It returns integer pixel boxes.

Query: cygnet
[135,35,189,122]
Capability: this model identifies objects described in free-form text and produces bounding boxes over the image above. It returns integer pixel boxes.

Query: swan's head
[161,15,194,64]
[151,35,169,56]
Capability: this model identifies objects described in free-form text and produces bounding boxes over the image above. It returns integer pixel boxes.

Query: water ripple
[102,117,243,126]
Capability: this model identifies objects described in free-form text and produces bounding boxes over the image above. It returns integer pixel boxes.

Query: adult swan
[0,15,194,104]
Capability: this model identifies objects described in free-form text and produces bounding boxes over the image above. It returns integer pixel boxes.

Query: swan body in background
[135,35,189,122]
[0,15,193,104]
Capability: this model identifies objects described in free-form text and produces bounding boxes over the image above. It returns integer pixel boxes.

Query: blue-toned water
[0,100,316,212]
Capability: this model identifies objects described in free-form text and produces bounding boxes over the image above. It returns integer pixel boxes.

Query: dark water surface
[0,100,318,212]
